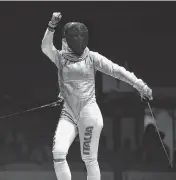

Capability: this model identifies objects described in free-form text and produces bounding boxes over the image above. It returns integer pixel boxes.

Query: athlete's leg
[78,103,104,180]
[52,113,78,180]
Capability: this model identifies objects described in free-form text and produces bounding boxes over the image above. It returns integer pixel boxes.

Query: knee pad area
[53,158,65,163]
[53,151,67,162]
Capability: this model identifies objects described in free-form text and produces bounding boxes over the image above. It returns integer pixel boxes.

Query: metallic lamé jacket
[41,29,147,119]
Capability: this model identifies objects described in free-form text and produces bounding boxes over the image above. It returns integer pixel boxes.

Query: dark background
[0,1,176,111]
[0,2,175,178]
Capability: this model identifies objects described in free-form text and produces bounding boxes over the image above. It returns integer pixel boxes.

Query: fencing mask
[63,22,89,55]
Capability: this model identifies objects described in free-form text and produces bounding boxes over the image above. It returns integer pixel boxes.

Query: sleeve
[41,28,60,64]
[92,52,148,93]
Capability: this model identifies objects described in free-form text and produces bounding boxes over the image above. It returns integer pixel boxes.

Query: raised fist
[51,12,62,25]
[48,12,62,29]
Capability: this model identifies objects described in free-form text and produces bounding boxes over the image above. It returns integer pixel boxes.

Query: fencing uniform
[41,23,149,180]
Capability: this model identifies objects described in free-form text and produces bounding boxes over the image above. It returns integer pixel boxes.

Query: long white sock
[87,176,101,180]
[54,160,71,180]
[86,159,101,180]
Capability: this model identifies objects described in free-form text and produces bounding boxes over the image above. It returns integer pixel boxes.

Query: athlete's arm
[92,52,153,100]
[41,12,62,64]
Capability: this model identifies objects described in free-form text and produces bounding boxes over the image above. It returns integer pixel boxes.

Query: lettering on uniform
[83,126,93,155]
